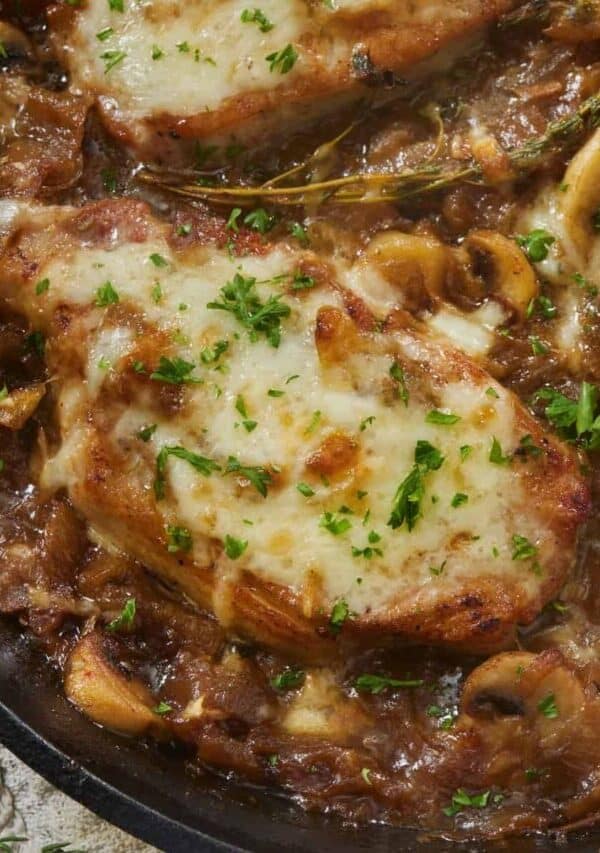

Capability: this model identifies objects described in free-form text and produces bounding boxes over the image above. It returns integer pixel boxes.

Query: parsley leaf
[243,207,277,233]
[224,534,248,560]
[511,534,538,561]
[166,524,192,553]
[535,381,600,447]
[355,674,424,694]
[207,273,291,347]
[443,788,491,818]
[241,8,274,32]
[489,436,510,465]
[319,512,352,535]
[271,668,305,690]
[95,280,119,306]
[329,598,350,634]
[155,446,221,499]
[538,693,558,719]
[266,43,298,74]
[516,229,555,263]
[389,361,409,405]
[150,356,202,385]
[225,456,271,497]
[388,441,444,531]
[426,410,461,425]
[106,597,136,632]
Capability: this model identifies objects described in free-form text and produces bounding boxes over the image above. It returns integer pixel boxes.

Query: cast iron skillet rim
[0,699,240,852]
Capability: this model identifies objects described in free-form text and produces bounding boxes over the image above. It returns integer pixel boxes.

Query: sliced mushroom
[464,230,539,319]
[559,127,600,268]
[0,384,45,430]
[64,633,165,737]
[459,650,600,790]
[365,231,450,311]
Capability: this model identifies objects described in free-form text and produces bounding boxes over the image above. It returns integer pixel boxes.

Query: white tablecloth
[0,746,156,852]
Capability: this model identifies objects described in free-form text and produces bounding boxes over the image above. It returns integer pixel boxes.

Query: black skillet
[0,617,596,853]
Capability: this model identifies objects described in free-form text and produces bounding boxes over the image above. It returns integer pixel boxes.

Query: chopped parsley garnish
[101,49,126,73]
[429,560,447,577]
[572,271,599,297]
[511,534,538,561]
[530,335,549,356]
[200,339,229,364]
[489,436,510,465]
[426,410,461,425]
[97,26,114,41]
[267,388,284,397]
[355,674,424,694]
[151,44,164,60]
[226,207,242,232]
[388,440,444,532]
[101,167,117,193]
[289,222,309,246]
[207,273,291,347]
[155,446,220,499]
[360,416,376,432]
[35,278,50,295]
[329,598,350,634]
[95,280,119,306]
[149,253,169,268]
[525,768,542,782]
[517,434,542,458]
[0,385,8,401]
[153,701,173,716]
[516,229,555,263]
[151,281,163,303]
[137,423,157,442]
[106,597,136,632]
[389,361,409,405]
[266,43,298,74]
[459,444,473,462]
[537,693,558,719]
[451,492,468,508]
[224,535,248,560]
[486,386,500,399]
[361,768,373,785]
[166,524,193,554]
[26,331,45,357]
[443,788,491,818]
[270,668,305,690]
[320,512,352,536]
[244,207,277,233]
[225,456,271,497]
[241,8,274,32]
[297,482,315,497]
[150,356,202,385]
[352,531,383,559]
[304,410,321,434]
[527,294,557,320]
[534,381,600,447]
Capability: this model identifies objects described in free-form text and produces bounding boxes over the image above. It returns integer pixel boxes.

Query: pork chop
[0,198,588,657]
[47,0,521,161]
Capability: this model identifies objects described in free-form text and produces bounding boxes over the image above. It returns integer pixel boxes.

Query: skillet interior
[0,618,598,853]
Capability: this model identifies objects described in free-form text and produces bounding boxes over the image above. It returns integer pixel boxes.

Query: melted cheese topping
[28,217,557,624]
[68,0,313,117]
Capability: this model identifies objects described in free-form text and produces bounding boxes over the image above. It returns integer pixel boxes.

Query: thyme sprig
[139,93,600,207]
